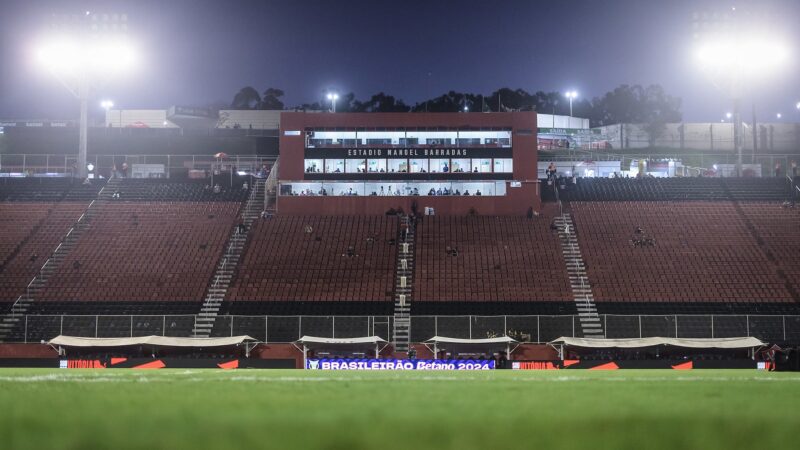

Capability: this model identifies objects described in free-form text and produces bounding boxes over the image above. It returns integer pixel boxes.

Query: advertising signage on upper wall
[305,147,513,159]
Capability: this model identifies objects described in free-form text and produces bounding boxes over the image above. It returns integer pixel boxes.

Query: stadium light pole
[564,91,578,117]
[35,13,136,178]
[327,92,339,113]
[693,36,789,176]
[100,100,113,127]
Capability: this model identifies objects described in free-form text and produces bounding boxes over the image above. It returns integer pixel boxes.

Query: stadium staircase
[0,178,113,342]
[554,213,604,338]
[264,158,279,214]
[548,177,604,338]
[392,215,415,352]
[192,177,264,337]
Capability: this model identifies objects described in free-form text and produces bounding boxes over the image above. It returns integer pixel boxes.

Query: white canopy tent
[293,336,389,367]
[423,336,518,358]
[48,335,258,356]
[548,336,766,359]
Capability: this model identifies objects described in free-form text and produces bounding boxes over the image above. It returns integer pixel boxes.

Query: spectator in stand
[775,162,782,178]
[121,162,128,177]
[546,162,557,180]
[213,184,221,194]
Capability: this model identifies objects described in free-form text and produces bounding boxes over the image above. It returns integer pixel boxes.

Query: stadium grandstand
[0,111,798,367]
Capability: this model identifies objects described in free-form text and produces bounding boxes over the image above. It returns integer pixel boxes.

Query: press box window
[325,159,345,173]
[494,159,513,173]
[304,159,322,173]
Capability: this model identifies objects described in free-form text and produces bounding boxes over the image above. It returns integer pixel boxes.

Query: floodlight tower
[36,12,135,178]
[327,92,339,112]
[692,8,790,176]
[564,91,578,117]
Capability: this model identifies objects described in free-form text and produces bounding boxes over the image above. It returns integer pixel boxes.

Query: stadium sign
[305,147,513,159]
[306,358,494,370]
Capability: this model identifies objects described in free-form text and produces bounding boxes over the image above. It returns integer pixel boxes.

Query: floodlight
[326,92,339,112]
[36,38,137,76]
[796,102,800,110]
[694,37,789,78]
[564,90,578,116]
[100,100,114,109]
[776,113,782,119]
[87,163,94,171]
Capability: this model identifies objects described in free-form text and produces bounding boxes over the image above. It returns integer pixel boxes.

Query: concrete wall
[537,114,589,130]
[592,122,800,152]
[217,110,282,130]
[105,110,179,128]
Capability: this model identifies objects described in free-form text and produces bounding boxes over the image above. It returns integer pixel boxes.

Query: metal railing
[2,314,798,344]
[0,154,277,177]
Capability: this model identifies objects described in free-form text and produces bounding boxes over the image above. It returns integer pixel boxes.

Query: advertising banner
[306,359,495,370]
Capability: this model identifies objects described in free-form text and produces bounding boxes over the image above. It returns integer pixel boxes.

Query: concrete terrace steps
[192,177,263,337]
[392,215,416,352]
[556,212,605,338]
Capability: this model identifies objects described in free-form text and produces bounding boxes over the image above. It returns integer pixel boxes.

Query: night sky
[1,0,798,122]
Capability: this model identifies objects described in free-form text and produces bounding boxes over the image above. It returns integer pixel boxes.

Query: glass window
[474,159,492,173]
[280,182,323,196]
[410,159,428,173]
[456,138,481,146]
[399,137,419,146]
[494,158,513,173]
[387,159,408,173]
[346,159,366,173]
[367,159,386,173]
[451,158,470,173]
[325,159,345,174]
[452,182,490,196]
[323,182,364,196]
[429,159,450,173]
[304,159,322,173]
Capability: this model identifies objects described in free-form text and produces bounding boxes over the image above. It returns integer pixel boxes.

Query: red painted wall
[0,344,58,358]
[279,112,538,215]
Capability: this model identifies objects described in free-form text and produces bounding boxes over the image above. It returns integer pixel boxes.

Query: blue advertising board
[306,359,495,370]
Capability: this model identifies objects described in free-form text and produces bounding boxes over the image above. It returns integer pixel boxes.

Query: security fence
[3,314,800,344]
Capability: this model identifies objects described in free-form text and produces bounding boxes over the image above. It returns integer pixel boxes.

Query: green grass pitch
[1,368,798,450]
